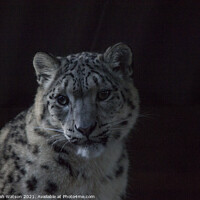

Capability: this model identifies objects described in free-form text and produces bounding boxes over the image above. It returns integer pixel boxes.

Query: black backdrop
[0,1,199,199]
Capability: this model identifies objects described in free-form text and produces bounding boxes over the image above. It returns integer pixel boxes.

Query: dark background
[0,0,199,199]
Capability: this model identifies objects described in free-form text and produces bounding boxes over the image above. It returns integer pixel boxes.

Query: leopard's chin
[76,143,105,159]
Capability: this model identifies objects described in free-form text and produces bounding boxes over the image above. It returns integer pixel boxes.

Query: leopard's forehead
[53,52,116,95]
[67,52,100,59]
[58,52,102,68]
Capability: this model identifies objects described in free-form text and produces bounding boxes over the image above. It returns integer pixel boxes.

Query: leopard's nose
[75,122,97,136]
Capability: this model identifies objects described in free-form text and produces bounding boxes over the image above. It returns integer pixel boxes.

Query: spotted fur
[0,43,139,199]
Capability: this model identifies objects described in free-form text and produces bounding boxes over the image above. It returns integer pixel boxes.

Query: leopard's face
[34,43,139,158]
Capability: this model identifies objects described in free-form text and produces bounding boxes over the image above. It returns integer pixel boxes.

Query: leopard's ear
[33,52,59,85]
[103,43,133,76]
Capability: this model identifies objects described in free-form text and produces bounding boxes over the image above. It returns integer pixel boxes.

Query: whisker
[47,135,64,142]
[51,138,64,147]
[110,128,126,131]
[60,141,69,152]
[49,134,61,139]
[106,118,129,126]
[139,111,157,119]
[35,127,64,133]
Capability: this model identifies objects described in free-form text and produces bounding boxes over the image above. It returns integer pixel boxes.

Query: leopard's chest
[22,152,109,196]
[20,140,124,198]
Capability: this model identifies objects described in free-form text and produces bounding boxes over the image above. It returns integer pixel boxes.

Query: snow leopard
[0,43,139,200]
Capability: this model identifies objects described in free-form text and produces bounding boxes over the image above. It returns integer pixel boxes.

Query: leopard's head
[33,43,139,158]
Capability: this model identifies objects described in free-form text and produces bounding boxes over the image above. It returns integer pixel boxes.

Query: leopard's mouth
[61,135,108,158]
[70,137,108,147]
[82,139,95,146]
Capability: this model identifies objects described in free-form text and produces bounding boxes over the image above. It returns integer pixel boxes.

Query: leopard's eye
[97,90,111,101]
[56,95,69,106]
